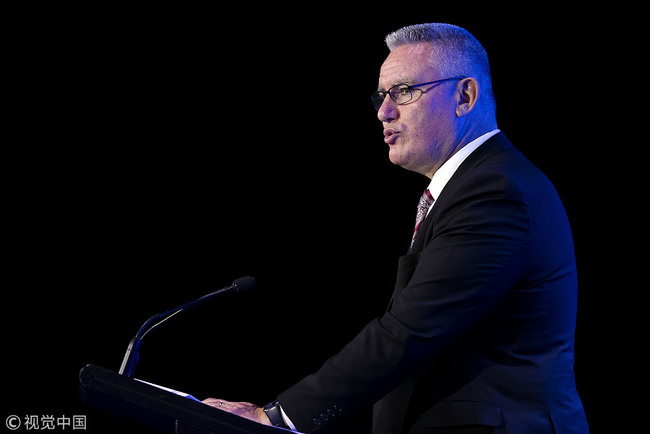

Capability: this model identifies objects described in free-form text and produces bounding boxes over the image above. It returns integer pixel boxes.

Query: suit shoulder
[469,143,558,201]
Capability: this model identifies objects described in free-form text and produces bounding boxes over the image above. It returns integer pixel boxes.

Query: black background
[4,4,626,433]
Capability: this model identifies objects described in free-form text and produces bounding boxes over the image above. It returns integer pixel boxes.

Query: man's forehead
[378,43,435,90]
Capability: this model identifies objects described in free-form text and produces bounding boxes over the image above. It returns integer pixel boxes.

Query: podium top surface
[79,364,293,434]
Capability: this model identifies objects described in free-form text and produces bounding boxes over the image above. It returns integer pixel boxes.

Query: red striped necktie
[411,189,434,248]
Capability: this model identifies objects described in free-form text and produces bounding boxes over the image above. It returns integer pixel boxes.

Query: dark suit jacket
[278,133,588,433]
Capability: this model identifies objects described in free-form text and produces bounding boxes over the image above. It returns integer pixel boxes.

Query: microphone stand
[118,277,255,377]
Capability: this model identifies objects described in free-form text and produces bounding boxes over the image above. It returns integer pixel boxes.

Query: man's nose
[377,97,399,123]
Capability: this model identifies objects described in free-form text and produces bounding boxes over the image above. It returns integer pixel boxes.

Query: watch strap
[263,401,289,428]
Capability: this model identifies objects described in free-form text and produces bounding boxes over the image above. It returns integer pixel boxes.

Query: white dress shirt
[425,129,500,215]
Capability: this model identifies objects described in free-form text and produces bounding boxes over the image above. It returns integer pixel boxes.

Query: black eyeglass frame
[371,76,467,111]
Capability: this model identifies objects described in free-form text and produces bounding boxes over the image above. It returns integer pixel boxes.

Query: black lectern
[79,364,293,434]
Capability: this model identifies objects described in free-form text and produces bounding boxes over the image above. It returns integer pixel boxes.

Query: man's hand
[202,398,271,426]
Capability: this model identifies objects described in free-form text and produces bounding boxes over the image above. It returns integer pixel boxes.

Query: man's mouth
[383,129,400,145]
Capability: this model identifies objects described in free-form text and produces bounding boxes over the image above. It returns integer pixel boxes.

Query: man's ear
[455,77,479,117]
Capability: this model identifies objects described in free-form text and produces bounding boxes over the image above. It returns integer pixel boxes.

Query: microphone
[118,276,256,377]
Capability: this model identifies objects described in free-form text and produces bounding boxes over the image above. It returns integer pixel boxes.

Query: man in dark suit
[205,23,588,433]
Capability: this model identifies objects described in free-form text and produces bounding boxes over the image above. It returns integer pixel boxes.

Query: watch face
[264,401,279,411]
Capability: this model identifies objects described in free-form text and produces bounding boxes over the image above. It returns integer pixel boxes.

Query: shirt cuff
[279,404,298,431]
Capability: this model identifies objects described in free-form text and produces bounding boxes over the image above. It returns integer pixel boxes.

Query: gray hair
[385,23,496,111]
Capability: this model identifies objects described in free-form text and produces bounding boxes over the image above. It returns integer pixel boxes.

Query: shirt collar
[426,129,500,213]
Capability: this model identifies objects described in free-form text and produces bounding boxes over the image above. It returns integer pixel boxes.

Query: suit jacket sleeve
[277,166,532,433]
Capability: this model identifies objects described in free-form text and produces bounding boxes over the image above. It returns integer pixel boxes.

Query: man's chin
[388,149,427,176]
[388,147,409,169]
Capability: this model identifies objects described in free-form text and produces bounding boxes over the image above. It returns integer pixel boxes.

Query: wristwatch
[263,401,290,428]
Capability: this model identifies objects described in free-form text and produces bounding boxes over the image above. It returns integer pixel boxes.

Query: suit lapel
[409,132,514,254]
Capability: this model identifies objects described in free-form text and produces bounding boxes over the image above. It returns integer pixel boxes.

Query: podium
[79,364,291,433]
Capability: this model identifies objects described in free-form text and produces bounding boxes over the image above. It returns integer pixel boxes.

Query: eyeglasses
[370,76,466,111]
